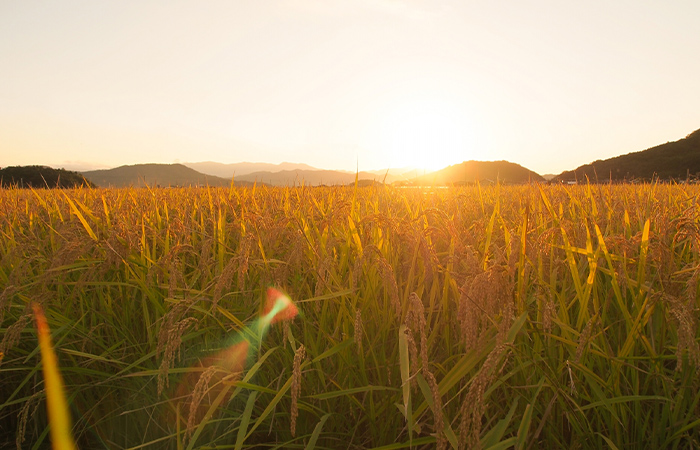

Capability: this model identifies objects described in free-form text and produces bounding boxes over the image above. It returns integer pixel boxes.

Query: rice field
[1,182,700,449]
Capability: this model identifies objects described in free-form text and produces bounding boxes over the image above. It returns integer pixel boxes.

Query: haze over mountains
[183,161,317,178]
[78,160,543,187]
[4,126,700,188]
[233,169,390,186]
[81,163,401,187]
[182,162,428,185]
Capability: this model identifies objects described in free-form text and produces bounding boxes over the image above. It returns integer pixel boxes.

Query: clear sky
[1,1,699,174]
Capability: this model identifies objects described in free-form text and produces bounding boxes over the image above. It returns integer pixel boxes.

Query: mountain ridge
[554,128,700,182]
[410,160,545,185]
[78,161,547,187]
[10,125,700,187]
[0,165,96,188]
[81,163,255,188]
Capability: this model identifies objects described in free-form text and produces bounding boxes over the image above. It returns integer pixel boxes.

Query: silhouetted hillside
[554,128,700,182]
[0,166,96,188]
[82,163,256,188]
[411,161,544,185]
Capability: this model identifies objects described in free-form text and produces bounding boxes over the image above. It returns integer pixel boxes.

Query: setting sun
[372,94,477,172]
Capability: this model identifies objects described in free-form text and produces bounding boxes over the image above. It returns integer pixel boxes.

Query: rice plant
[1,182,699,448]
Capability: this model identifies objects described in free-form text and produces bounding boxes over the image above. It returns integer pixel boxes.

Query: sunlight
[376,95,475,172]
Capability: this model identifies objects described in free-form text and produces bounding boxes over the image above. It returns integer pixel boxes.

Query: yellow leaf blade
[33,304,77,450]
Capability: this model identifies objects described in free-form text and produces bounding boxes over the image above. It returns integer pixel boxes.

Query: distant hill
[82,163,256,188]
[554,128,700,182]
[184,161,318,178]
[236,169,392,186]
[0,165,96,188]
[411,161,544,185]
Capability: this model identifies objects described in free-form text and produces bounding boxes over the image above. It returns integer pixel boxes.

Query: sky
[1,0,699,175]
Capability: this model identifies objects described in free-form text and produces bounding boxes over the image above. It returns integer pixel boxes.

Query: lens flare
[261,287,299,328]
[173,288,298,433]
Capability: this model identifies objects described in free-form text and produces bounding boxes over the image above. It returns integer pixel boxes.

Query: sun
[374,95,475,172]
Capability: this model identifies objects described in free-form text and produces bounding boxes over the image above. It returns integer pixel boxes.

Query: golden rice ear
[33,304,77,450]
[290,344,306,437]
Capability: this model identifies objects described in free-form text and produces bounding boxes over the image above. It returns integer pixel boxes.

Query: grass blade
[234,391,257,450]
[33,304,77,450]
[306,413,331,450]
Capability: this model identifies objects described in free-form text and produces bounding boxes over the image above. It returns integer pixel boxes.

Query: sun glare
[375,95,475,172]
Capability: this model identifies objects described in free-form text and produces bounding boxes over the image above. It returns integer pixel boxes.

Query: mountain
[183,161,318,178]
[554,128,700,182]
[235,169,392,186]
[81,163,256,188]
[410,160,544,185]
[0,165,96,188]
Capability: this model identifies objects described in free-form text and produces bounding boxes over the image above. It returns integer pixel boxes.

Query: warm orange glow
[207,340,250,375]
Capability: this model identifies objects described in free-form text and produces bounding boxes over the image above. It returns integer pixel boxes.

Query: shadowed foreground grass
[1,183,699,449]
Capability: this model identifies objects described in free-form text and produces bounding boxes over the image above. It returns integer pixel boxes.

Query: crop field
[1,182,700,449]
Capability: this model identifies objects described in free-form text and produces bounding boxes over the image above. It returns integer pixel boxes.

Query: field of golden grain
[1,183,699,449]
